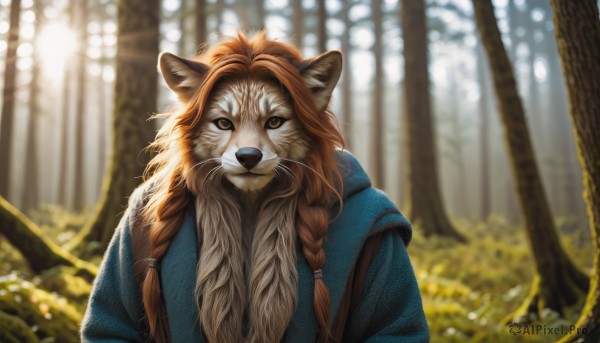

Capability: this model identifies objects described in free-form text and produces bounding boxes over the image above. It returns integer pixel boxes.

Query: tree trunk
[215,0,224,34]
[0,197,96,281]
[0,0,21,200]
[317,0,327,53]
[340,0,352,149]
[178,0,188,55]
[67,0,160,257]
[526,0,543,146]
[449,67,468,218]
[97,2,108,197]
[476,39,491,219]
[550,1,600,341]
[507,0,519,60]
[473,0,589,322]
[371,0,384,190]
[545,18,580,218]
[292,0,303,50]
[22,0,42,213]
[401,0,466,242]
[58,2,76,209]
[195,0,206,50]
[255,0,265,29]
[73,0,89,211]
[505,0,521,224]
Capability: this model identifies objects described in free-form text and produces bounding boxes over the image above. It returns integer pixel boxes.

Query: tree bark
[68,0,160,256]
[317,0,327,53]
[22,0,42,213]
[544,13,579,218]
[73,0,89,211]
[473,0,589,321]
[550,1,600,341]
[0,197,96,281]
[371,0,384,190]
[0,0,21,200]
[195,0,206,50]
[401,0,466,241]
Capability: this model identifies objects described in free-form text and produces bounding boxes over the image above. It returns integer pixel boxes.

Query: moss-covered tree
[68,0,160,256]
[550,1,600,341]
[472,0,589,322]
[0,197,96,281]
[401,0,466,242]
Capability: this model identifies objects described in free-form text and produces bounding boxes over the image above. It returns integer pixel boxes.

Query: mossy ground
[409,215,592,342]
[0,206,593,342]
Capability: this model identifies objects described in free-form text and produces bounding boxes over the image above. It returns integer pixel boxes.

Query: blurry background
[0,0,598,342]
[0,0,589,220]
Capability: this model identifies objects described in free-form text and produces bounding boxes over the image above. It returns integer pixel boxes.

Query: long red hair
[141,31,344,342]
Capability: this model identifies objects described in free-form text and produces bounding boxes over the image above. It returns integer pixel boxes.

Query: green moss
[409,216,592,343]
[0,275,82,343]
[0,310,40,343]
[38,266,92,313]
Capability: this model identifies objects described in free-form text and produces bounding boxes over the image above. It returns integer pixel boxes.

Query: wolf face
[192,79,309,191]
[158,47,342,193]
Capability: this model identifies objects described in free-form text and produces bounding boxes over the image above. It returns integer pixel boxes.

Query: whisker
[280,158,325,179]
[276,164,294,179]
[278,163,295,177]
[191,157,221,171]
[202,166,222,188]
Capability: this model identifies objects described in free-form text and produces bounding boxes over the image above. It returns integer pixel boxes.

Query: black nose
[235,147,263,170]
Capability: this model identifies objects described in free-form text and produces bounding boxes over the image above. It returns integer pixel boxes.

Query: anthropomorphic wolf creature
[81,32,429,343]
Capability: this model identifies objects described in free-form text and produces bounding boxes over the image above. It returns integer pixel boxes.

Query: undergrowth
[0,205,593,342]
[408,214,592,342]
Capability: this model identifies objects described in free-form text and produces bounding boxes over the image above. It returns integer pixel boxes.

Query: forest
[0,0,599,342]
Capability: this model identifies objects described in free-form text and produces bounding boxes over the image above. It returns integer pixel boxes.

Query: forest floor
[410,215,592,342]
[0,206,593,342]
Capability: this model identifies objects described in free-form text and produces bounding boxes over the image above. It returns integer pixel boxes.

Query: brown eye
[265,116,286,129]
[214,118,234,130]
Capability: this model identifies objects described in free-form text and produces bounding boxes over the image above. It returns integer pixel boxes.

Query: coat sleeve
[80,208,145,343]
[347,229,430,343]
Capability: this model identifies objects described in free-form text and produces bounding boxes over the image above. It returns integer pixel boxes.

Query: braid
[293,151,342,343]
[141,171,189,339]
[297,199,332,342]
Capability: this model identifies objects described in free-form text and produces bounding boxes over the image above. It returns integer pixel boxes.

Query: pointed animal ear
[159,52,209,102]
[300,50,343,111]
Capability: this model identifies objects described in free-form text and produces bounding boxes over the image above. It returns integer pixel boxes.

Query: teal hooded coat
[80,151,429,342]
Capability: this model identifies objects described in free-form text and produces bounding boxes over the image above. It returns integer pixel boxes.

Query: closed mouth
[239,172,264,177]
